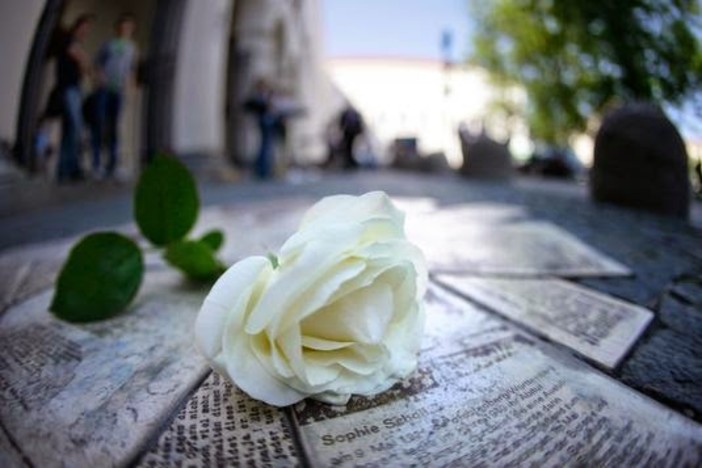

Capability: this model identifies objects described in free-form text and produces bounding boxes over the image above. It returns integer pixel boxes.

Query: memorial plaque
[0,270,210,467]
[407,209,630,276]
[139,372,301,467]
[436,276,653,368]
[292,284,702,466]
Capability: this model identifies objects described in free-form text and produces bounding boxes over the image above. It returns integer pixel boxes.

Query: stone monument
[590,103,690,218]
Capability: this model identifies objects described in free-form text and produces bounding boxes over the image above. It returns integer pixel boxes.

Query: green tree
[468,0,702,144]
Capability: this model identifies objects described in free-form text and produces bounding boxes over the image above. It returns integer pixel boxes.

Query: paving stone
[618,294,702,418]
[658,294,702,334]
[620,330,702,418]
[669,274,702,307]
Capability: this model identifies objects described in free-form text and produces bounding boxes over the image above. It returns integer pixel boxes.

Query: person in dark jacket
[55,14,94,182]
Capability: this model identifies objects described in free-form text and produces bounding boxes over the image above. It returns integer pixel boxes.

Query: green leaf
[200,229,225,252]
[164,239,226,282]
[51,232,144,322]
[134,154,199,246]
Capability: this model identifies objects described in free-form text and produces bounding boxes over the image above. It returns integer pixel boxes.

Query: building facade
[326,57,532,167]
[0,0,333,179]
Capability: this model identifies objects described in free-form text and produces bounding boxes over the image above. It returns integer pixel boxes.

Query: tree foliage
[468,0,702,144]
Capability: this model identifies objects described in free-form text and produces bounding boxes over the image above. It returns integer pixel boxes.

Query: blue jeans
[90,88,122,176]
[57,86,83,181]
[255,115,276,179]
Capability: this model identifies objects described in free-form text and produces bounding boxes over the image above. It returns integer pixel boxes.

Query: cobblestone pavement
[2,169,701,421]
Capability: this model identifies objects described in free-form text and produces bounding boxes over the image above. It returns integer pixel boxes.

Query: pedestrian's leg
[106,91,122,177]
[342,134,358,169]
[90,89,106,174]
[255,130,271,179]
[256,119,274,179]
[57,87,83,181]
[57,93,71,182]
[66,87,84,179]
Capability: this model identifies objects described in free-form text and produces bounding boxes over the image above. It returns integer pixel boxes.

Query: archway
[13,0,178,179]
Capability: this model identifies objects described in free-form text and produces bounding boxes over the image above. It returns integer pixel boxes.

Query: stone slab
[0,270,210,467]
[436,276,653,369]
[0,240,73,316]
[406,209,630,276]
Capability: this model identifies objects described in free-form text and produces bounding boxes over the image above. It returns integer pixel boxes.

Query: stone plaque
[138,371,301,467]
[0,239,75,316]
[0,271,210,467]
[436,276,653,368]
[292,284,702,466]
[407,211,630,277]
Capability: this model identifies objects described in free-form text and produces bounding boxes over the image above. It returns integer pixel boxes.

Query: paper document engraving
[292,285,702,466]
[139,372,300,467]
[436,276,653,368]
[0,271,209,467]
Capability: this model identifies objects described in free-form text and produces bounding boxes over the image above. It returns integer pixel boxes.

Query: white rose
[195,191,427,406]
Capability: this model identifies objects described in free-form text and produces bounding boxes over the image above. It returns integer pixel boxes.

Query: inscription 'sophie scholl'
[320,408,431,446]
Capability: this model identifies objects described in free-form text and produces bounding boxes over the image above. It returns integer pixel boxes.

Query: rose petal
[301,281,394,345]
[306,364,342,387]
[220,298,305,405]
[274,258,366,335]
[223,332,306,406]
[305,345,385,375]
[195,256,270,359]
[359,241,427,300]
[276,326,305,379]
[246,225,365,334]
[284,218,403,260]
[300,191,404,230]
[313,391,351,405]
[268,335,296,378]
[301,336,354,351]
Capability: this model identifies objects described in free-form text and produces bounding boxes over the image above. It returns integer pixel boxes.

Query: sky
[322,0,471,62]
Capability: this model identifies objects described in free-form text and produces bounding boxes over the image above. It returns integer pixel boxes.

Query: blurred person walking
[244,79,276,179]
[90,14,137,180]
[338,105,364,169]
[55,14,94,182]
[270,88,304,175]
